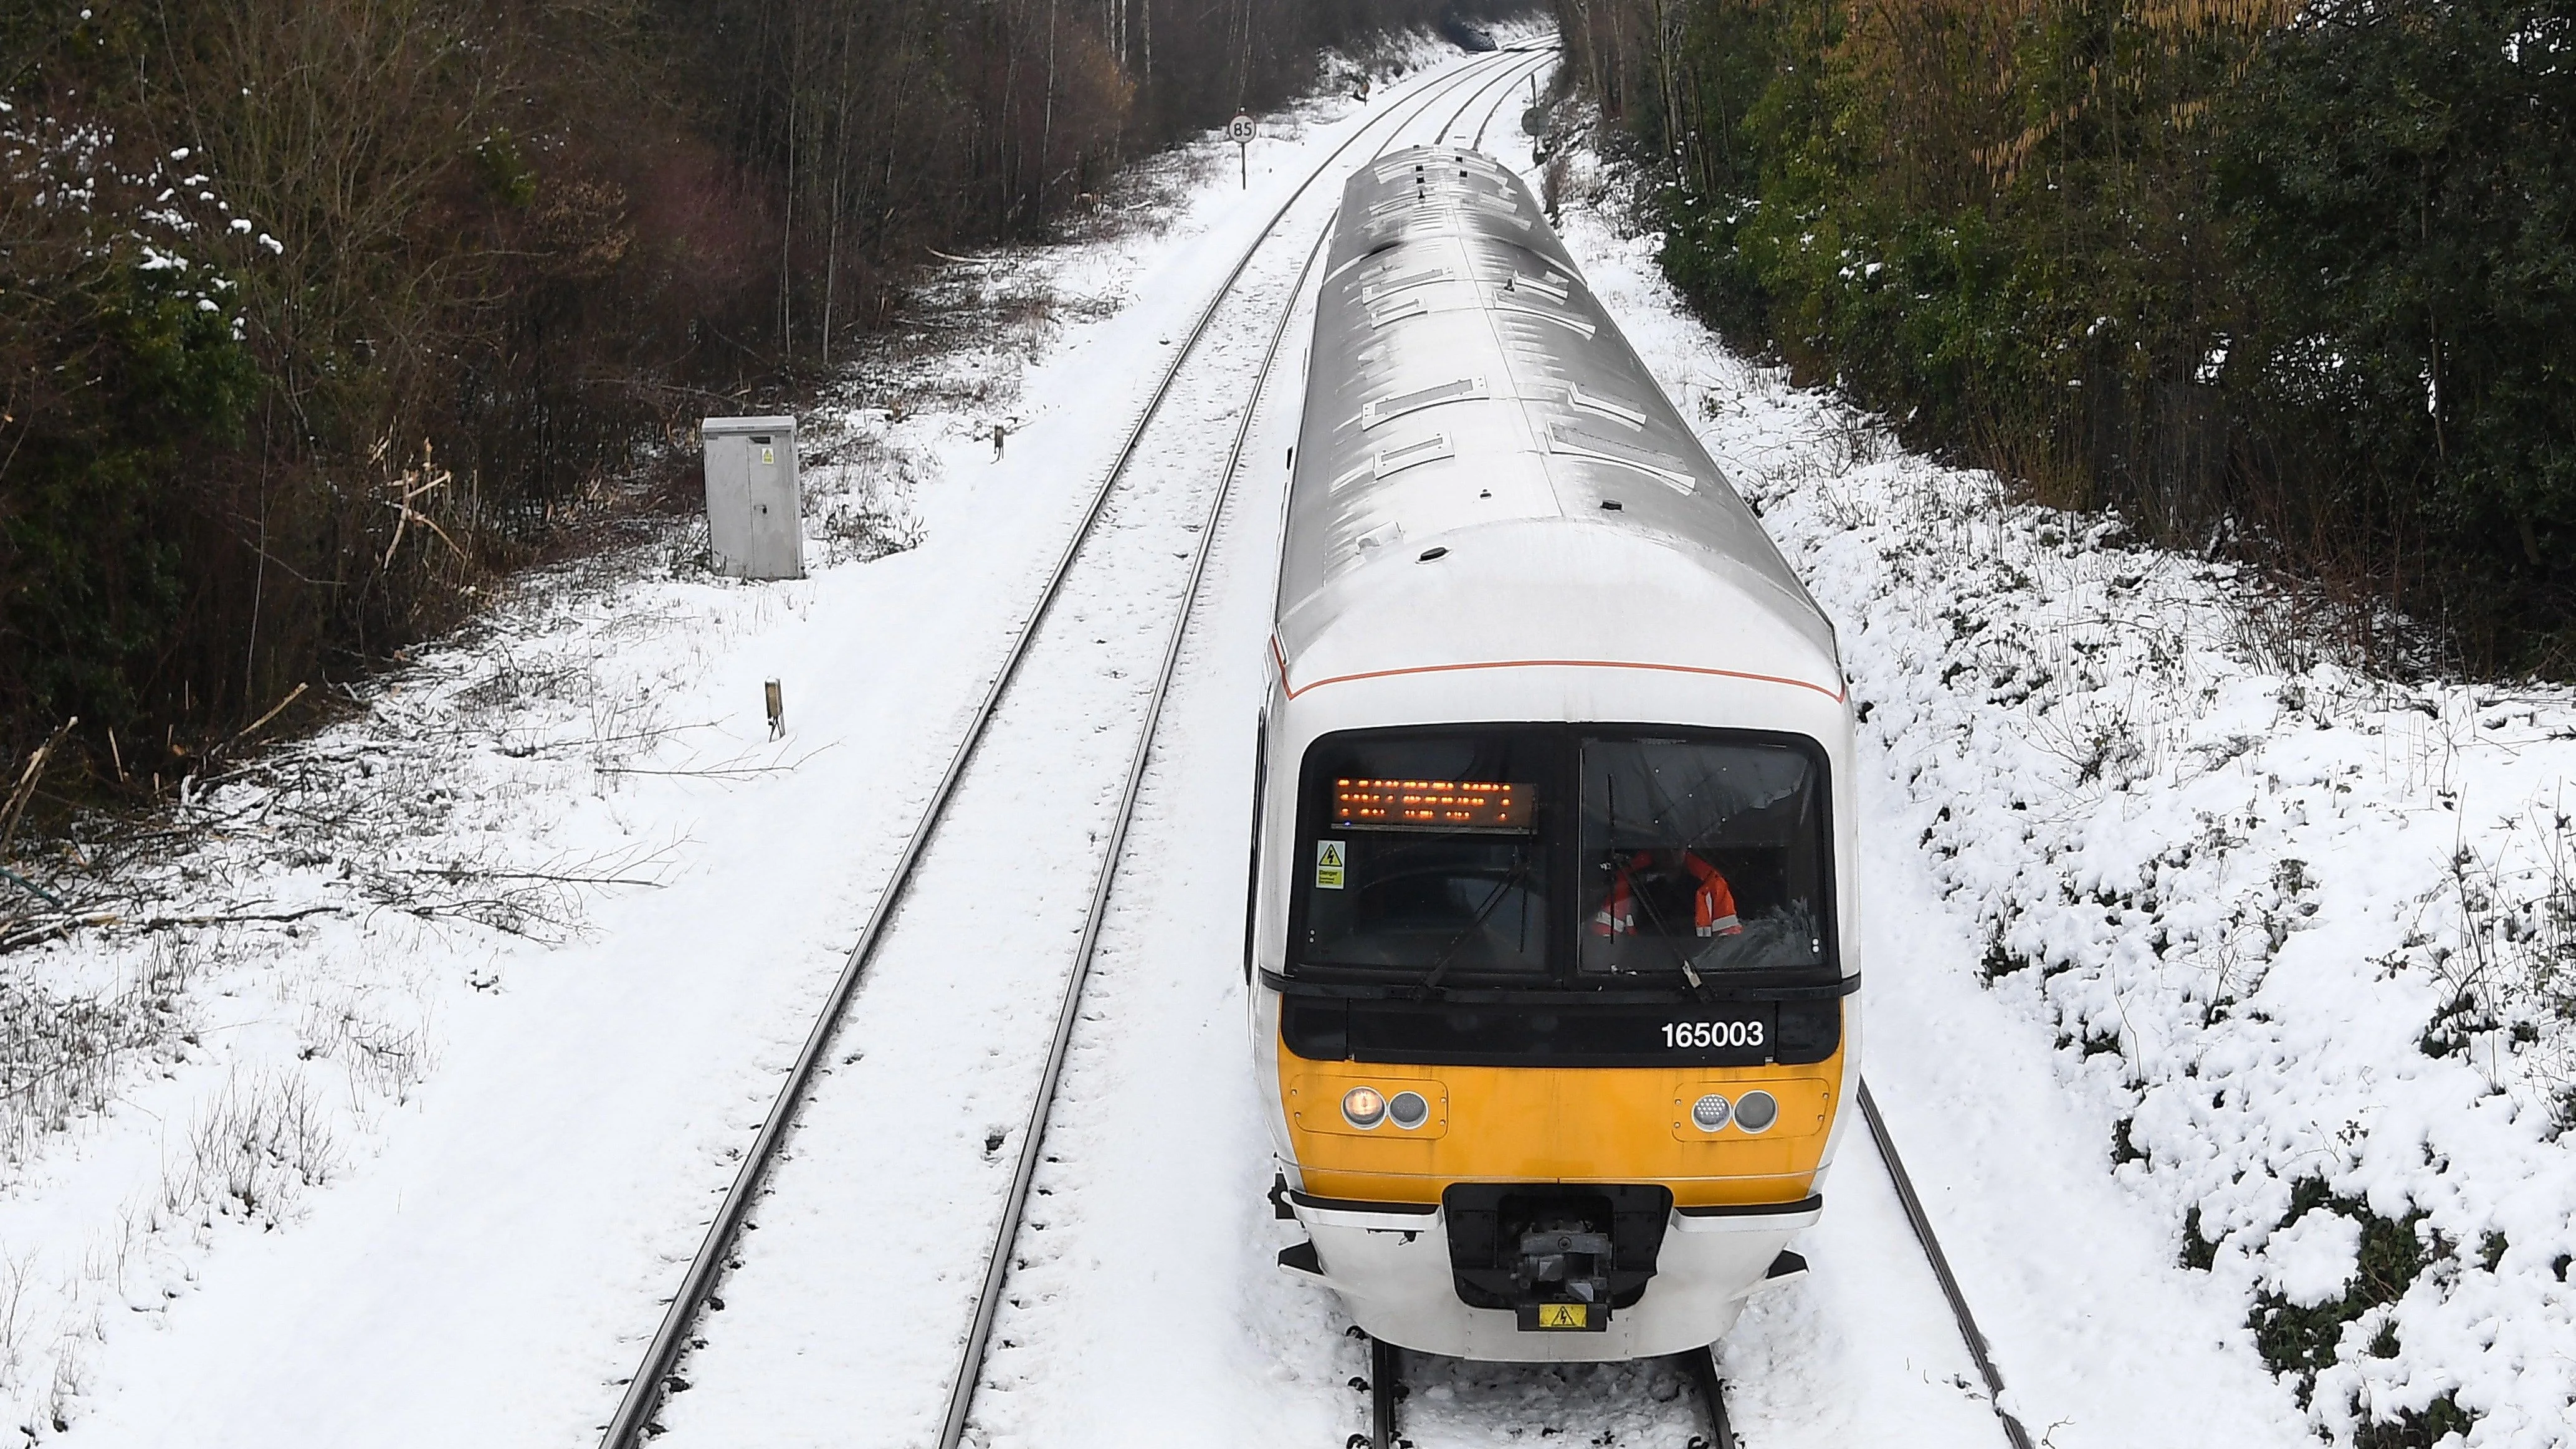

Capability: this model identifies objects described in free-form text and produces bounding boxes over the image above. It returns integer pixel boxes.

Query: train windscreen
[1295,729,1550,978]
[1576,739,1827,977]
[1289,726,1836,988]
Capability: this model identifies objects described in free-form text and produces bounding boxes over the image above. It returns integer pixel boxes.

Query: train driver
[1590,849,1743,939]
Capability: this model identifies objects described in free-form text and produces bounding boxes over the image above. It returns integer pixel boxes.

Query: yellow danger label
[760,446,776,465]
[1535,1303,1590,1329]
[1315,840,1346,889]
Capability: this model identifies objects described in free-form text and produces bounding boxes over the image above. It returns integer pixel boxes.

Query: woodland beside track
[0,0,1533,775]
[1553,0,2574,677]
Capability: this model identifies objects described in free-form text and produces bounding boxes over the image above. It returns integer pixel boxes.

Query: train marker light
[1342,1086,1388,1128]
[1388,1090,1429,1128]
[1734,1089,1779,1134]
[1691,1093,1731,1132]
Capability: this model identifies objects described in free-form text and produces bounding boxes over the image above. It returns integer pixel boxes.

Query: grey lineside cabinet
[702,415,803,580]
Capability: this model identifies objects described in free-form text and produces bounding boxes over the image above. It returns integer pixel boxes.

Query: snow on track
[940,62,2316,1449]
[42,47,1510,1449]
[643,49,1547,1449]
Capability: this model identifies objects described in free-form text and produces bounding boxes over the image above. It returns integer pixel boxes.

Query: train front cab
[1254,672,1859,1363]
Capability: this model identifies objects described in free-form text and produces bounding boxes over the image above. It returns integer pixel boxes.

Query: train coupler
[1509,1227,1615,1332]
[1443,1184,1671,1333]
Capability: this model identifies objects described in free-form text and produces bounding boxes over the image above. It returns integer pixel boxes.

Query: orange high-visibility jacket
[1591,851,1742,938]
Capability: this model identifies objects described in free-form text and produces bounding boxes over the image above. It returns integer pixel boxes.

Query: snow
[2,26,2570,1449]
[2270,1208,2365,1308]
[0,40,1555,1449]
[1534,128,2576,1446]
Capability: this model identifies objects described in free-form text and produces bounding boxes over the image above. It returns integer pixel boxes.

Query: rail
[932,46,1561,1449]
[594,46,1547,1449]
[1861,1078,2038,1449]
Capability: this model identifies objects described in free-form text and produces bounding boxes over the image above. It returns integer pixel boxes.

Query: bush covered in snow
[1547,138,2576,1445]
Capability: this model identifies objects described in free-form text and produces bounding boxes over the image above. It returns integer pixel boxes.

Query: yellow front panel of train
[1279,1039,1843,1207]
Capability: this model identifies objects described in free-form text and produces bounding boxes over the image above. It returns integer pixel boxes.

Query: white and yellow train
[1249,146,1859,1378]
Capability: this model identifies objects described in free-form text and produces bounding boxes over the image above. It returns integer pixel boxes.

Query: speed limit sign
[1229,113,1255,188]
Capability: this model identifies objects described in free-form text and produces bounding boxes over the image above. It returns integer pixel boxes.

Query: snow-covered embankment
[1550,143,2576,1447]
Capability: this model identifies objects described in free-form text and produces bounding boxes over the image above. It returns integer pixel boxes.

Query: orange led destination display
[1333,778,1534,832]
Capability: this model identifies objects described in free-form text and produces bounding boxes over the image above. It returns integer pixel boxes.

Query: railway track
[1858,1081,2037,1449]
[1575,1089,2037,1449]
[602,39,2040,1449]
[1325,88,2041,1449]
[930,49,1562,1449]
[596,45,1555,1449]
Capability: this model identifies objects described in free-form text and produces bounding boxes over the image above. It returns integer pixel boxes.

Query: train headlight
[1342,1086,1388,1129]
[1691,1093,1731,1132]
[1388,1091,1429,1129]
[1734,1089,1779,1134]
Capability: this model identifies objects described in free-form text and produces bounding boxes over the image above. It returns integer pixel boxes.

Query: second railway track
[597,45,1557,1449]
[884,47,2045,1449]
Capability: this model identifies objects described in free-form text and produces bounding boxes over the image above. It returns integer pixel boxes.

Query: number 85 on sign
[1229,113,1255,186]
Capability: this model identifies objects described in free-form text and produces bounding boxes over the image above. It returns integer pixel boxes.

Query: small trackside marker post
[765,679,785,739]
[1229,113,1256,189]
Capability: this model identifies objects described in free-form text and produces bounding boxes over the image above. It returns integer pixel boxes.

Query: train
[1248,145,1861,1385]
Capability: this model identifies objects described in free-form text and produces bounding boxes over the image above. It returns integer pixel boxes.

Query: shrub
[1563,0,2576,674]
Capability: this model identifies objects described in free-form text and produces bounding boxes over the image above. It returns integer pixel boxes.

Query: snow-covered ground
[1528,140,2576,1447]
[645,44,1562,1449]
[0,36,1536,1449]
[2,25,2570,1449]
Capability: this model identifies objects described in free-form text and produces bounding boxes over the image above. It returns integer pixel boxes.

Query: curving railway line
[597,45,1557,1449]
[599,39,2041,1449]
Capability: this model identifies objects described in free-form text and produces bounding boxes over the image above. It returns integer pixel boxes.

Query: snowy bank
[1547,135,2576,1448]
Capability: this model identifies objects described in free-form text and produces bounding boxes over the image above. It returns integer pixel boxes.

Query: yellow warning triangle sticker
[1315,839,1346,889]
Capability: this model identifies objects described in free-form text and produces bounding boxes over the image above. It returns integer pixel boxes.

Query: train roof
[1273,146,1842,710]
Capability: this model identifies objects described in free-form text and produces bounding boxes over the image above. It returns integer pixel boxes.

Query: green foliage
[2246,1178,2433,1407]
[2181,1202,2220,1270]
[2181,1182,2478,1437]
[2352,1394,2473,1449]
[474,129,538,209]
[1,239,255,737]
[2217,0,2576,661]
[1565,0,2576,672]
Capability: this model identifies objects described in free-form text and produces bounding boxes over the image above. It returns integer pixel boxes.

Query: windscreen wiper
[1411,862,1531,998]
[1604,773,1707,991]
[1616,858,1708,992]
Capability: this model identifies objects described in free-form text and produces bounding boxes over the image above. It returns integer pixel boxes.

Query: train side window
[1577,737,1830,978]
[1292,727,1552,980]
